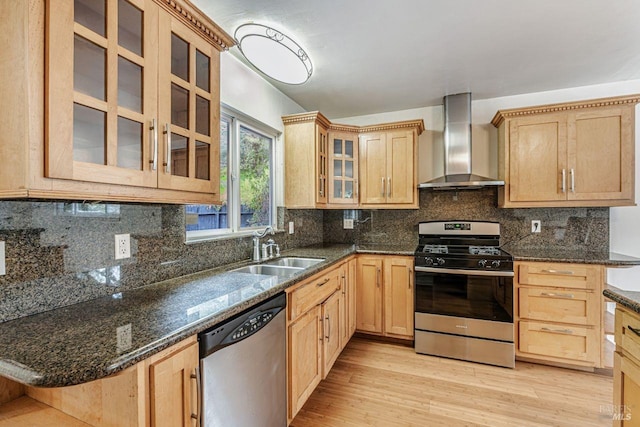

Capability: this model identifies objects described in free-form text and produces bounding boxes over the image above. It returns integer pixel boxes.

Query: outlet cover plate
[116,324,132,353]
[343,219,354,229]
[531,220,541,233]
[288,221,295,234]
[115,234,131,259]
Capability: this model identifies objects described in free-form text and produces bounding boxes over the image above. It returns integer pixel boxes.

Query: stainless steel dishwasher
[198,293,286,427]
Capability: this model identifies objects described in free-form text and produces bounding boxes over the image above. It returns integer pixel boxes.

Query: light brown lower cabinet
[515,261,604,368]
[614,306,640,426]
[286,259,356,423]
[356,255,414,339]
[19,336,199,427]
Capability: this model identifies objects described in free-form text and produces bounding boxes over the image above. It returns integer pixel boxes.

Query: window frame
[186,105,279,242]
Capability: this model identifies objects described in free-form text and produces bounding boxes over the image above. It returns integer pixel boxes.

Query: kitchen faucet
[252,226,275,262]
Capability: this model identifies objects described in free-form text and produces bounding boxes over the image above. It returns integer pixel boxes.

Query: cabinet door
[316,125,329,205]
[386,131,415,204]
[322,291,342,378]
[347,258,357,339]
[157,12,219,195]
[383,257,414,338]
[149,342,199,427]
[567,107,634,202]
[508,114,567,202]
[288,305,322,420]
[47,0,159,187]
[328,132,358,206]
[356,256,383,333]
[613,352,640,426]
[359,133,387,204]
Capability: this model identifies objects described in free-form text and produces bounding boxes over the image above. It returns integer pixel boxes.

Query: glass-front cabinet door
[46,0,159,187]
[328,131,358,206]
[157,13,220,195]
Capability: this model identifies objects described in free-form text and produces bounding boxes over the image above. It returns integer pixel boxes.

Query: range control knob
[436,258,446,266]
[478,259,488,268]
[491,260,501,269]
[424,257,434,266]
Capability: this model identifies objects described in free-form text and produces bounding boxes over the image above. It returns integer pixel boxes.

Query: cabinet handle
[541,327,574,335]
[163,124,171,174]
[540,269,574,275]
[149,119,158,171]
[387,177,391,197]
[341,274,346,294]
[628,325,640,337]
[540,292,574,299]
[561,169,566,193]
[325,314,330,340]
[319,317,323,342]
[190,367,201,427]
[408,268,412,289]
[381,177,385,197]
[570,168,575,193]
[316,277,331,287]
[319,176,323,197]
[376,267,381,288]
[355,179,359,198]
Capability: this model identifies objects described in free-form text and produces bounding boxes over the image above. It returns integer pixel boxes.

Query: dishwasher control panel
[231,311,274,341]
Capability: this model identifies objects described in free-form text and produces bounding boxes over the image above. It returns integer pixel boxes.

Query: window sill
[186,228,285,244]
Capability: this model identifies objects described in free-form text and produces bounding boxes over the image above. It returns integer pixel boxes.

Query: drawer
[518,287,598,325]
[517,262,602,290]
[518,320,599,364]
[288,268,341,321]
[616,307,640,359]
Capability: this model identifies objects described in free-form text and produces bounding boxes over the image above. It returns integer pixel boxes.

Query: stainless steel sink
[231,264,304,279]
[265,257,325,268]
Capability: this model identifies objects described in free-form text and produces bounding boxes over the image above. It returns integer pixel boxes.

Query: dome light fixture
[234,23,313,85]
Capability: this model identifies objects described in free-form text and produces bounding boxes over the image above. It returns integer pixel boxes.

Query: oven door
[414,266,513,323]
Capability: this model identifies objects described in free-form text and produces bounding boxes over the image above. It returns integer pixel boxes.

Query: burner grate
[469,246,501,256]
[422,245,448,254]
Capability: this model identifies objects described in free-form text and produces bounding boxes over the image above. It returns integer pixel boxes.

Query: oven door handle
[414,266,514,277]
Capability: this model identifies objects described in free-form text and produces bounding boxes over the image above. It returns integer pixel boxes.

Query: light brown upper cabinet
[328,130,359,207]
[492,95,639,208]
[359,129,418,208]
[283,112,331,208]
[283,113,424,209]
[0,0,233,204]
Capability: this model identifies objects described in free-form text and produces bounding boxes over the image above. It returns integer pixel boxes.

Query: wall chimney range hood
[419,93,504,190]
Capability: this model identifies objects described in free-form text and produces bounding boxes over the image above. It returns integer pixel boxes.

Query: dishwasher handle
[199,293,286,359]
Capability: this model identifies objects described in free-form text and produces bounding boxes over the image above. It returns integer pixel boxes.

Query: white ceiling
[192,0,640,119]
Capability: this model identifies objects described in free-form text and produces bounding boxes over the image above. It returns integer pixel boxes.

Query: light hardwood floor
[291,337,614,427]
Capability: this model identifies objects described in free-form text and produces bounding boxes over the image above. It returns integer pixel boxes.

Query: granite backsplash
[0,202,322,322]
[323,187,609,252]
[0,188,609,323]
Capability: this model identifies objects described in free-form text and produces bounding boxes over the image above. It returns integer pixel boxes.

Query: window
[186,107,277,241]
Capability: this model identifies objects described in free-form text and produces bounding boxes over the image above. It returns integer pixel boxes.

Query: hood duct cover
[419,93,504,189]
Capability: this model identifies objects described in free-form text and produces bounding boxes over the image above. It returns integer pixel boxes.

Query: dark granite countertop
[503,247,640,266]
[0,243,415,388]
[604,285,640,314]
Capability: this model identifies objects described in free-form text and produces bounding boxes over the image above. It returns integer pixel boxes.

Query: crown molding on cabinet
[282,112,425,136]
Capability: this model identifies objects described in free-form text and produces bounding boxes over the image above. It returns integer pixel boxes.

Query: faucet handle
[267,238,275,244]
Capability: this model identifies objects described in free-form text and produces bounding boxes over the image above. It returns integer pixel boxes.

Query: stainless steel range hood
[419,93,504,189]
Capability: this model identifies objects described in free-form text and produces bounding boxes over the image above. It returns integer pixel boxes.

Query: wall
[336,80,640,290]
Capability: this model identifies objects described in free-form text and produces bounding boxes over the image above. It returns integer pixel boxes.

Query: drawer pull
[541,327,574,335]
[316,277,331,287]
[540,292,574,299]
[628,325,640,337]
[540,269,574,275]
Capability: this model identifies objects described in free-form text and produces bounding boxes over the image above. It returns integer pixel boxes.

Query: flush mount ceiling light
[234,23,313,85]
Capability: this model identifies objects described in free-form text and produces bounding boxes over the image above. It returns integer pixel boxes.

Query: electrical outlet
[0,241,5,276]
[531,220,541,233]
[115,234,131,259]
[116,324,132,352]
[343,219,354,229]
[288,221,295,234]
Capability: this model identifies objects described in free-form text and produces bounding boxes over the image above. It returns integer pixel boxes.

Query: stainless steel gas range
[414,221,515,368]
